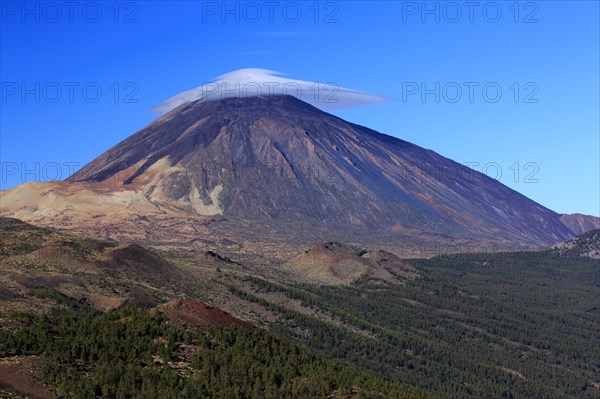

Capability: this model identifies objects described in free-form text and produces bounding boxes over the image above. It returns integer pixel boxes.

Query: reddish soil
[0,356,53,399]
[157,299,255,332]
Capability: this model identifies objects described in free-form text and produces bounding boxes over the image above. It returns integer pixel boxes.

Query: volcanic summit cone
[1,95,574,250]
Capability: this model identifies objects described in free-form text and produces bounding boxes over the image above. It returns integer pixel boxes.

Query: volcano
[1,95,575,251]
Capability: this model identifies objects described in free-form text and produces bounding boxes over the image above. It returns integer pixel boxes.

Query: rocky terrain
[0,217,180,313]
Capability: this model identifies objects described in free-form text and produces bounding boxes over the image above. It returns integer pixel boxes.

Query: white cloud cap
[152,68,388,114]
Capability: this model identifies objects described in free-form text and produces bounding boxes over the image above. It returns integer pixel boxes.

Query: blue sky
[1,1,598,216]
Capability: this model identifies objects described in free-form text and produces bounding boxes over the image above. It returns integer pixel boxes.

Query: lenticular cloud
[151,68,388,114]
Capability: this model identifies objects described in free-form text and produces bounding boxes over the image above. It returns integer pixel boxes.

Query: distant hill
[560,213,600,235]
[281,241,418,284]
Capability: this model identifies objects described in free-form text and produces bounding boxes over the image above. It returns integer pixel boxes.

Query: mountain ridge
[560,213,600,235]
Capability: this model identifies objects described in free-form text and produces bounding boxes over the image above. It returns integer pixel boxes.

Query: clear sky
[1,1,598,216]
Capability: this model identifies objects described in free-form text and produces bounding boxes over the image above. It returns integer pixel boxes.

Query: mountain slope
[1,95,573,247]
[553,228,600,259]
